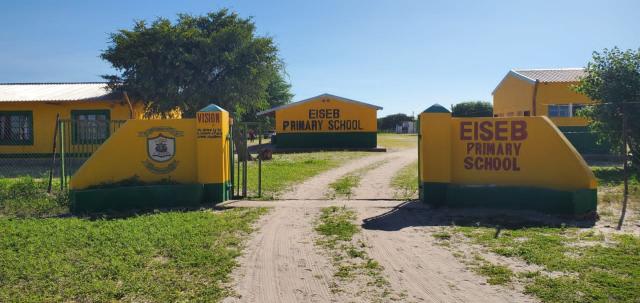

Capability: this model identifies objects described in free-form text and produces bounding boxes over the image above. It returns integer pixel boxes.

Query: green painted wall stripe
[70,183,229,213]
[275,132,377,148]
[420,182,597,215]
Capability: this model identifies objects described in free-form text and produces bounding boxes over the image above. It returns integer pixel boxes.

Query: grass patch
[316,206,359,242]
[391,160,418,200]
[315,206,394,299]
[326,160,388,199]
[377,133,417,149]
[457,226,640,302]
[0,176,69,217]
[244,151,369,199]
[329,175,361,198]
[432,231,452,240]
[592,166,640,224]
[0,208,267,302]
[476,263,513,285]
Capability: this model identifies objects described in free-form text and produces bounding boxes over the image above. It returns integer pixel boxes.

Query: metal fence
[0,117,126,186]
[57,119,126,188]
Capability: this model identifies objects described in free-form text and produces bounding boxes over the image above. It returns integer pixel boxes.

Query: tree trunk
[233,128,252,162]
[616,102,629,230]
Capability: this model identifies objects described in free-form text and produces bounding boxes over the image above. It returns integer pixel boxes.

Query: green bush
[0,177,69,217]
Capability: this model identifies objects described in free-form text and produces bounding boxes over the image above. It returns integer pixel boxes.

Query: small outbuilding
[258,93,382,149]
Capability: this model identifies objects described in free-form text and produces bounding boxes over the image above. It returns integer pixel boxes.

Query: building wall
[493,75,606,154]
[274,96,378,148]
[534,82,592,127]
[0,100,144,155]
[492,74,534,117]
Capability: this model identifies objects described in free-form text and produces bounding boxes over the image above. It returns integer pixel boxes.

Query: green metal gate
[231,121,270,199]
[57,119,126,189]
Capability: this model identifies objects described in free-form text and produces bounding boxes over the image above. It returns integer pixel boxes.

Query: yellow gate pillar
[419,104,452,206]
[196,104,231,203]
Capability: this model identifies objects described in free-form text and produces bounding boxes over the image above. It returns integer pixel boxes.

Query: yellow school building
[0,82,144,156]
[492,68,607,154]
[258,93,382,149]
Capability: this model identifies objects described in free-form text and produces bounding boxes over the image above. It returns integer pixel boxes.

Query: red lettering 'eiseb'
[459,120,528,141]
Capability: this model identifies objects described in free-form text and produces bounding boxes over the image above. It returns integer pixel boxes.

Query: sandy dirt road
[223,148,536,302]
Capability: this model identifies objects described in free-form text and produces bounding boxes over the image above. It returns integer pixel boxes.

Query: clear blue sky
[1,0,638,116]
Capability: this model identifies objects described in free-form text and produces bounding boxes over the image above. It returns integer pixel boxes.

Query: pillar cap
[198,104,227,112]
[423,104,450,113]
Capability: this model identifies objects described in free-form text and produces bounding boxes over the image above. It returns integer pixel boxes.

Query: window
[548,104,586,118]
[523,111,531,116]
[0,111,33,145]
[548,104,571,117]
[71,110,110,144]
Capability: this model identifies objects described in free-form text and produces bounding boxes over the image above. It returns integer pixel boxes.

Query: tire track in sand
[224,151,409,303]
[350,149,538,302]
[282,150,411,200]
[223,206,345,303]
[224,147,537,302]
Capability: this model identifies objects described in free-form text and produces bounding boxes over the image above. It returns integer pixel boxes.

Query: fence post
[48,114,60,193]
[258,156,262,198]
[242,125,248,198]
[59,121,66,190]
[236,128,240,197]
[229,124,235,198]
[258,124,262,197]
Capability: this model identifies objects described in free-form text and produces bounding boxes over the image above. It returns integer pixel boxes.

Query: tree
[377,113,414,131]
[575,47,640,229]
[451,101,493,117]
[101,9,292,119]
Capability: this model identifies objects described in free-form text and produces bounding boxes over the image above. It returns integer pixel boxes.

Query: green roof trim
[198,104,227,112]
[423,104,450,113]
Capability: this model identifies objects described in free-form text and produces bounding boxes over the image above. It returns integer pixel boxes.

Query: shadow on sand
[362,200,597,231]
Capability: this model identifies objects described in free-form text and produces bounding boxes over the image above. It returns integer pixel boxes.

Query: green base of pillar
[71,182,231,213]
[202,182,232,203]
[275,132,377,148]
[420,182,597,215]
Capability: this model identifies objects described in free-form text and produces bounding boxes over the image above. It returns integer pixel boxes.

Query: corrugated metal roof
[513,68,586,83]
[0,82,120,102]
[257,93,383,115]
[492,68,586,95]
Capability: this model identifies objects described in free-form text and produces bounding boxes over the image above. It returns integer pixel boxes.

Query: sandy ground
[282,149,415,200]
[223,148,537,302]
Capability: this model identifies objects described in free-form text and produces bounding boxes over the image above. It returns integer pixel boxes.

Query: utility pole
[616,100,629,230]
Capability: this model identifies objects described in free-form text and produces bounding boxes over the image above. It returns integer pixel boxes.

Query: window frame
[70,109,111,145]
[548,104,571,117]
[0,111,34,146]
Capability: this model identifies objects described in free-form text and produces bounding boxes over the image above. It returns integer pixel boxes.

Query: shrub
[0,177,69,217]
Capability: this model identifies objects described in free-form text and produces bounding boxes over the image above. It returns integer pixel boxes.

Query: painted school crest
[147,134,175,162]
[138,127,184,174]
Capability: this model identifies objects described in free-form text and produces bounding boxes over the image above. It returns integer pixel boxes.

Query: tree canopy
[451,101,493,117]
[101,9,292,119]
[377,113,414,131]
[575,47,640,169]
